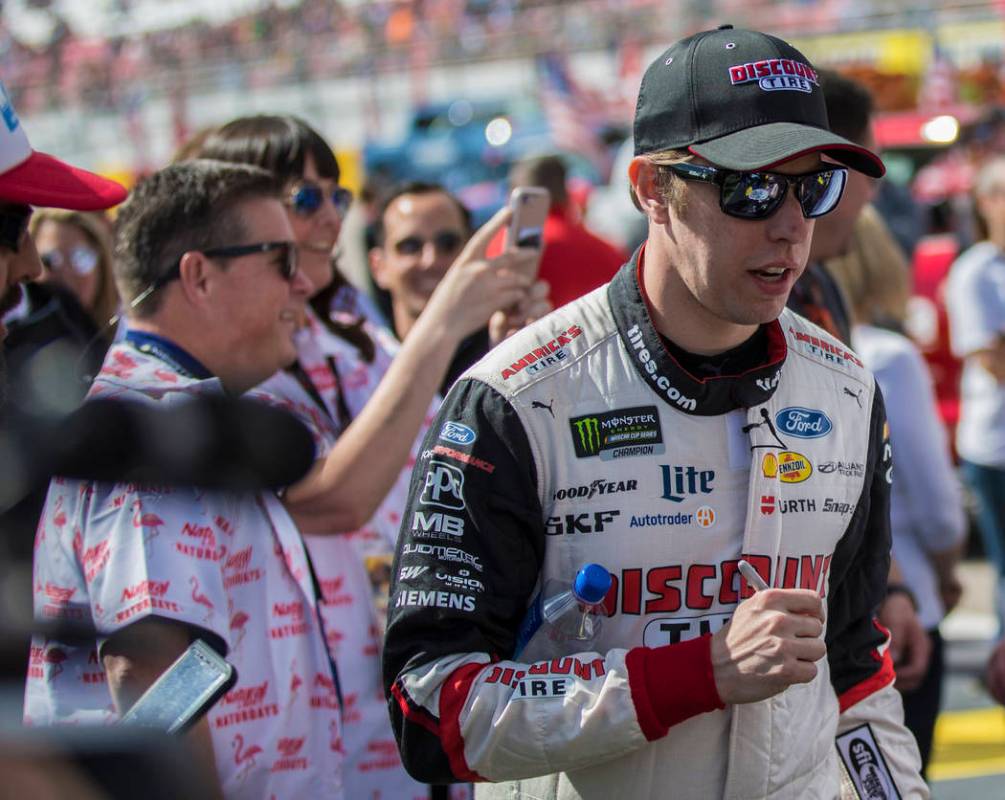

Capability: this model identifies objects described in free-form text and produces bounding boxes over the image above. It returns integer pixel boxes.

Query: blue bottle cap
[573,563,612,604]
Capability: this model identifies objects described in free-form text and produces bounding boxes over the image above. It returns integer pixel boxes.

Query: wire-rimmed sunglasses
[666,162,848,220]
[286,180,353,218]
[41,245,100,276]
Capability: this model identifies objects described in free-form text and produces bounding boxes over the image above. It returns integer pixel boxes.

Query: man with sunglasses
[384,26,927,799]
[370,181,550,395]
[26,161,349,799]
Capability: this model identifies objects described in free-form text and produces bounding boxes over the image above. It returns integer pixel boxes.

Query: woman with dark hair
[190,114,541,799]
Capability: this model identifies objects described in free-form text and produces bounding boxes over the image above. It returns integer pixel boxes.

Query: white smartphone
[119,639,237,735]
[505,187,550,277]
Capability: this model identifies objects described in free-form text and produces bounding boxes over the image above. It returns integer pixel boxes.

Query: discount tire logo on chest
[568,405,665,460]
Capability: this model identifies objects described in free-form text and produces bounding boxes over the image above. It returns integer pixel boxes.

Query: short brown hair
[630,148,693,214]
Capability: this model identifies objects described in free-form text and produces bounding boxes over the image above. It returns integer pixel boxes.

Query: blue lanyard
[124,330,213,380]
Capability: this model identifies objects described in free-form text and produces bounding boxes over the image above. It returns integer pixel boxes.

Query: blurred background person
[486,154,626,309]
[789,69,879,344]
[31,209,118,339]
[946,156,1005,637]
[189,114,540,800]
[828,204,966,776]
[368,180,551,395]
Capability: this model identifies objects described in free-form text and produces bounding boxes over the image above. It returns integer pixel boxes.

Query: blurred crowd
[0,0,982,115]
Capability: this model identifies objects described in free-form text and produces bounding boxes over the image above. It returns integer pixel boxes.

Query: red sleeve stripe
[837,620,897,712]
[438,661,488,782]
[625,647,669,740]
[626,636,724,741]
[391,678,440,737]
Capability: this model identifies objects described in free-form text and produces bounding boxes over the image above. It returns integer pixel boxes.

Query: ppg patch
[835,724,902,800]
[568,406,664,461]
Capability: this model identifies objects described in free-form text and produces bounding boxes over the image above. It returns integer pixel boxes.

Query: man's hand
[421,207,537,344]
[710,588,826,704]
[488,279,552,344]
[987,640,1005,705]
[879,592,932,693]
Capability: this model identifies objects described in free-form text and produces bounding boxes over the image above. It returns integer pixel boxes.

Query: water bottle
[515,563,612,663]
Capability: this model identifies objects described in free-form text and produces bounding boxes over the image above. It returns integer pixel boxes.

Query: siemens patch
[569,405,665,460]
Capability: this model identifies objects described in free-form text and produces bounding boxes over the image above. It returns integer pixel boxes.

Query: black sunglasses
[666,163,848,220]
[143,240,298,299]
[393,230,465,257]
[0,204,32,252]
[287,180,352,218]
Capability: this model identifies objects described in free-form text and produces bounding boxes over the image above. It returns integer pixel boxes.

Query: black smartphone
[118,639,237,735]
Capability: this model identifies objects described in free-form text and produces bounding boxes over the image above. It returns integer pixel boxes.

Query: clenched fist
[710,588,826,704]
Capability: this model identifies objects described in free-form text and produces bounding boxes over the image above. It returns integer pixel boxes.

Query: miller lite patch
[835,724,902,800]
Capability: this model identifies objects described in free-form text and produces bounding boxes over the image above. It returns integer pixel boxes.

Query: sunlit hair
[825,204,910,329]
[630,148,693,214]
[113,160,280,318]
[29,209,119,335]
[971,156,1005,242]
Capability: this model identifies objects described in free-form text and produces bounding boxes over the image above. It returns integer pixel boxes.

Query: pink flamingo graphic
[190,576,214,621]
[231,733,262,782]
[286,660,303,709]
[131,501,165,544]
[329,719,345,755]
[44,647,68,679]
[229,609,249,650]
[51,497,68,533]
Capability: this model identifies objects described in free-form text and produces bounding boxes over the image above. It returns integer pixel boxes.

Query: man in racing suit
[383,26,927,799]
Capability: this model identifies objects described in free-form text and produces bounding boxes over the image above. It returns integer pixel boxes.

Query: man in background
[0,81,126,406]
[493,154,625,309]
[369,180,549,395]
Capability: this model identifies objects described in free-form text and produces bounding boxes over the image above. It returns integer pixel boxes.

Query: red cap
[0,84,127,210]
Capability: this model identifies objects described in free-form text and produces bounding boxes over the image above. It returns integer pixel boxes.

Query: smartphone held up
[504,186,550,280]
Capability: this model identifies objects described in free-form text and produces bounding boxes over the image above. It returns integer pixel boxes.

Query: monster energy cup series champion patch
[568,406,665,461]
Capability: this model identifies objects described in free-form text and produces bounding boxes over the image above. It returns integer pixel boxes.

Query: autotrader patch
[569,405,665,460]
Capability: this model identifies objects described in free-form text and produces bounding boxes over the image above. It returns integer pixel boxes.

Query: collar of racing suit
[607,246,788,416]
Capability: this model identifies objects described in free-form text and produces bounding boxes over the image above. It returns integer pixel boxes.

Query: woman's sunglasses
[287,180,353,218]
[666,162,848,220]
[41,246,99,276]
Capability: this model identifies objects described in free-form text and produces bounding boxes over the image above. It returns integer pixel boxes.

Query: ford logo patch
[439,421,476,445]
[775,407,832,439]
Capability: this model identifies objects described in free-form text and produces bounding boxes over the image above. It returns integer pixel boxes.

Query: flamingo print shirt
[252,301,449,800]
[24,339,346,800]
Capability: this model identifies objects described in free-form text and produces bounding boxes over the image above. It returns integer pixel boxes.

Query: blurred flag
[537,53,609,175]
[918,41,958,111]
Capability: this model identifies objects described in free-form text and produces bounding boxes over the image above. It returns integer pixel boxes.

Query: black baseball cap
[633,25,885,178]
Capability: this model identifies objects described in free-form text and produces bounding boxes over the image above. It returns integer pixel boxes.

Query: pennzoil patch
[835,724,902,800]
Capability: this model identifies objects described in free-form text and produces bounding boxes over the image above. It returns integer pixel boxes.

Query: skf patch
[835,724,902,800]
